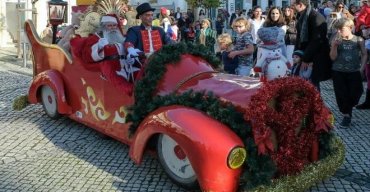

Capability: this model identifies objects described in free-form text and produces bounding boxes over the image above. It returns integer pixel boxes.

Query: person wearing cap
[124,3,172,58]
[82,14,136,95]
[291,50,312,80]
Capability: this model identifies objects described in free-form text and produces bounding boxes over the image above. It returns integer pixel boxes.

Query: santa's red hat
[100,14,124,35]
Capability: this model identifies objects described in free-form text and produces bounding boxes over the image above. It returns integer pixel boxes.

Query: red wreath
[245,77,333,175]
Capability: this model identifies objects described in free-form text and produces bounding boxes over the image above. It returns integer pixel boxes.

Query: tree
[186,0,220,9]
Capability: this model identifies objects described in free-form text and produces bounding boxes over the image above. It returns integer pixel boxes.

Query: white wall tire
[41,85,60,119]
[157,134,198,189]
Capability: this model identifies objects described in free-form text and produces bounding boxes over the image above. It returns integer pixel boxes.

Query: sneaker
[340,116,351,128]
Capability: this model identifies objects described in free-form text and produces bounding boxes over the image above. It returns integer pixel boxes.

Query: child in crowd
[229,17,254,76]
[186,22,196,43]
[169,18,179,41]
[291,50,312,80]
[329,18,368,128]
[217,33,238,74]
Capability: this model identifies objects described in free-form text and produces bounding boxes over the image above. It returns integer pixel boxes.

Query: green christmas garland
[127,43,276,187]
[130,89,277,188]
[128,42,220,133]
[248,135,345,192]
[126,43,339,190]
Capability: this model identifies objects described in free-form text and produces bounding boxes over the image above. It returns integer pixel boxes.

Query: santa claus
[82,14,138,95]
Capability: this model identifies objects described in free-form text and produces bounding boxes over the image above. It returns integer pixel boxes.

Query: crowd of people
[216,0,370,128]
[54,1,369,128]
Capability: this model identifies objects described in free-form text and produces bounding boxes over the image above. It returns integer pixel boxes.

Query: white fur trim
[91,43,104,62]
[101,16,117,24]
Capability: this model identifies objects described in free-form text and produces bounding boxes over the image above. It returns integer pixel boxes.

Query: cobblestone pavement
[0,47,369,192]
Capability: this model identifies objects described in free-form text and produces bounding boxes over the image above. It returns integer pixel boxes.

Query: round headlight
[227,146,247,169]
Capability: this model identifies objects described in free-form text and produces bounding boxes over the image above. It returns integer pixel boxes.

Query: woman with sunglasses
[335,2,354,20]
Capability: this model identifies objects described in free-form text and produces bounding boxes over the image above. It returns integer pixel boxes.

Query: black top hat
[136,3,155,19]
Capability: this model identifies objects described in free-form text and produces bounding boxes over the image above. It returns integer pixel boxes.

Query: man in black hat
[124,2,172,57]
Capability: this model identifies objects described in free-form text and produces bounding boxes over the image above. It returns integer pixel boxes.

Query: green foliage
[185,0,220,8]
[185,0,198,8]
[131,89,277,188]
[12,95,29,111]
[241,138,277,189]
[203,0,220,8]
[128,42,220,133]
[247,136,345,192]
[319,131,335,159]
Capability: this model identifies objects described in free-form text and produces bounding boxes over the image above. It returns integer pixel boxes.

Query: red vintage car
[24,20,343,191]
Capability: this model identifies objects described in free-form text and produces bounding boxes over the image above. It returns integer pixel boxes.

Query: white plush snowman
[254,26,291,81]
[254,48,290,81]
[265,60,289,80]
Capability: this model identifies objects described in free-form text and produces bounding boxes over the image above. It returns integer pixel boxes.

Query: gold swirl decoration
[80,78,128,124]
[81,97,89,114]
[112,106,128,124]
[80,78,89,114]
[86,86,111,121]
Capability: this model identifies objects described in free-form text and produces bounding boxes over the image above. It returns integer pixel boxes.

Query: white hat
[101,15,117,24]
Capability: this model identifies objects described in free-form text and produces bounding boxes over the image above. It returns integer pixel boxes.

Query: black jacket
[296,9,332,82]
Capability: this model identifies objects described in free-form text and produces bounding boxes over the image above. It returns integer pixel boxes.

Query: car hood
[176,72,262,111]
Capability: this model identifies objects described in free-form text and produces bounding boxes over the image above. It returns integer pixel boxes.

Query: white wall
[259,0,268,11]
[228,0,235,14]
[244,0,252,11]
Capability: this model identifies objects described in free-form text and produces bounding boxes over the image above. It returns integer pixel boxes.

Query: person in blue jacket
[124,3,173,58]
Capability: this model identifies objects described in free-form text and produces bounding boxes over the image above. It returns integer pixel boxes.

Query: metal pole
[52,24,57,44]
[23,42,27,67]
[17,4,21,58]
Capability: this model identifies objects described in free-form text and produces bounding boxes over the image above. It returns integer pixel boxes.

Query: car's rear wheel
[157,134,198,189]
[41,85,60,119]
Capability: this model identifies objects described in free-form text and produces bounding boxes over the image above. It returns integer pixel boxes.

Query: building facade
[0,0,76,47]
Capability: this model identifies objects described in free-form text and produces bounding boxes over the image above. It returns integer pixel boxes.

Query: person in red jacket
[355,1,370,33]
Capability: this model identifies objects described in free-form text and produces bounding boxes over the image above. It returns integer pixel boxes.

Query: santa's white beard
[103,29,125,44]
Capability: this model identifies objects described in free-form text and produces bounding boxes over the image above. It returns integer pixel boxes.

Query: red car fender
[129,105,244,191]
[28,69,72,114]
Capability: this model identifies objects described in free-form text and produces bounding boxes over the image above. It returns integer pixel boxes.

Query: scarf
[200,28,206,45]
[298,4,311,43]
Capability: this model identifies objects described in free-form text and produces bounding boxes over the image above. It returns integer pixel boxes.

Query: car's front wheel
[157,134,198,190]
[41,85,60,119]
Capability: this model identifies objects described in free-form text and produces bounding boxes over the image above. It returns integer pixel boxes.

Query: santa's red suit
[82,33,133,95]
[81,14,134,95]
